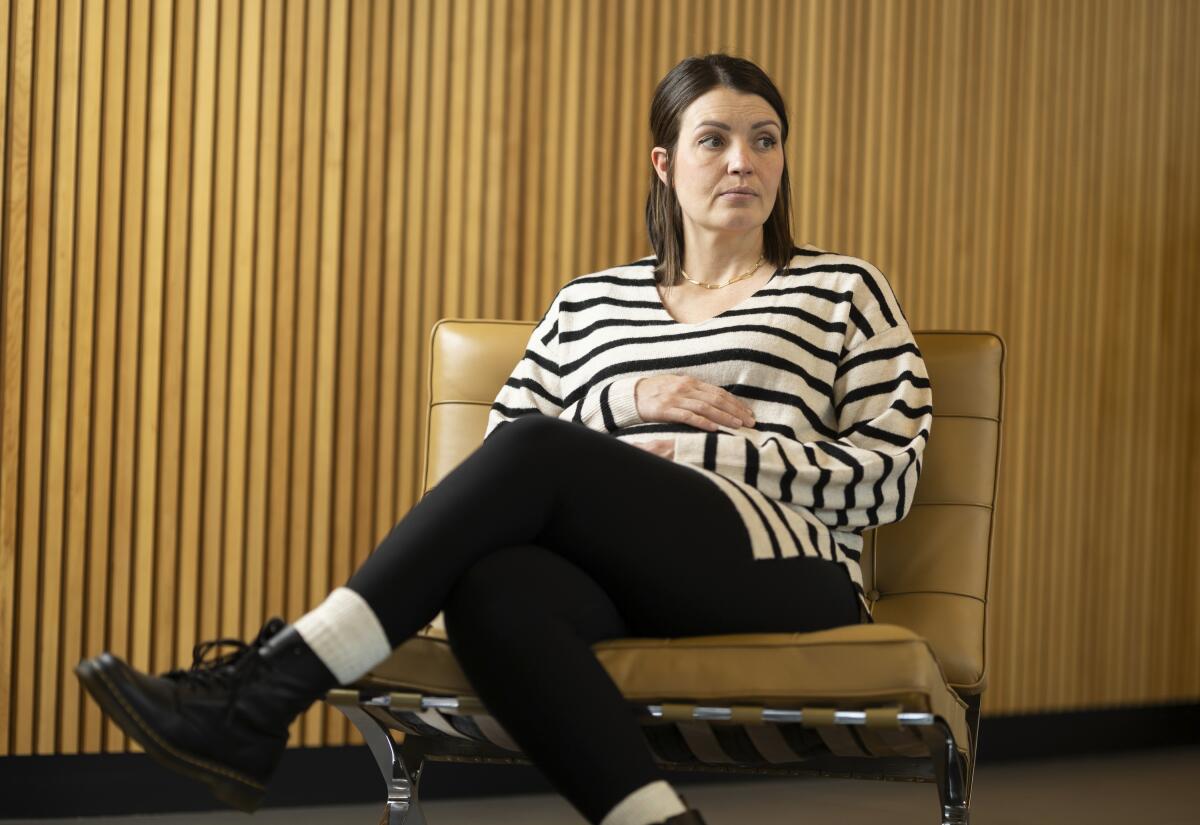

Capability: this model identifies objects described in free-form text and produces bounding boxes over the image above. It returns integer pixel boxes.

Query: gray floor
[9,746,1198,825]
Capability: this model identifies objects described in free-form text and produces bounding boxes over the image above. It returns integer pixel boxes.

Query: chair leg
[917,720,970,824]
[336,702,430,825]
[963,693,982,806]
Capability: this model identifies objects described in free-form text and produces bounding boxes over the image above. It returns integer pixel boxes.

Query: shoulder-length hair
[645,54,794,287]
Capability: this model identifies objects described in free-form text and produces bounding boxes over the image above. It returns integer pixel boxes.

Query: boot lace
[163,617,287,694]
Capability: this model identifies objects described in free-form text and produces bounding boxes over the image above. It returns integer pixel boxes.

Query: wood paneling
[1,0,1197,755]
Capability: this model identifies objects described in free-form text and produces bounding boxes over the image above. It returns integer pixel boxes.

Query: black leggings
[346,414,860,824]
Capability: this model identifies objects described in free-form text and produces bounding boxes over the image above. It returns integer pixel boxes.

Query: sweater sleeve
[560,374,644,432]
[672,322,933,530]
[484,290,644,440]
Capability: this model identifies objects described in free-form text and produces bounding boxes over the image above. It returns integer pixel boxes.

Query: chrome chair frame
[329,687,976,825]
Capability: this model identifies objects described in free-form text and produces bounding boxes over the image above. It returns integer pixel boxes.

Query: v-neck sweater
[483,244,935,620]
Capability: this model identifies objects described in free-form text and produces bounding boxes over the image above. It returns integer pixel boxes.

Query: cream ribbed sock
[292,587,393,685]
[599,780,688,825]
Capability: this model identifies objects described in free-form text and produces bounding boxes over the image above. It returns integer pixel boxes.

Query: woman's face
[652,87,784,240]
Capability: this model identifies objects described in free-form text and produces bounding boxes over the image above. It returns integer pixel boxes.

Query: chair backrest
[862,332,1004,695]
[422,321,1005,696]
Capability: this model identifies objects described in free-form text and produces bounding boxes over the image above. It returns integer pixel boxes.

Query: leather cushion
[359,622,970,750]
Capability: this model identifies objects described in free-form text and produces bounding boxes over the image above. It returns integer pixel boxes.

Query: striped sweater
[483,244,934,620]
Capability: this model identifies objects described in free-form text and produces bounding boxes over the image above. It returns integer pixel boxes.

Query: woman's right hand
[633,374,756,431]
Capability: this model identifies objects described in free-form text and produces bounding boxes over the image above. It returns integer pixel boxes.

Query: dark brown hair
[645,54,794,288]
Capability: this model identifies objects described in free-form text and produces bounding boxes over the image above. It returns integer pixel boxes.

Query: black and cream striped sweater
[484,244,934,619]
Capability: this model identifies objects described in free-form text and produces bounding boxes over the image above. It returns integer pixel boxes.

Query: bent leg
[347,414,741,643]
[442,544,667,825]
[347,413,858,647]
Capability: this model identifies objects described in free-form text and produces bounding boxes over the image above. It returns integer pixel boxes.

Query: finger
[704,401,747,428]
[683,410,720,431]
[680,397,744,428]
[725,391,756,422]
[694,385,755,424]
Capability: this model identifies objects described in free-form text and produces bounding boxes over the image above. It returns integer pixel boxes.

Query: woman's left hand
[632,438,675,460]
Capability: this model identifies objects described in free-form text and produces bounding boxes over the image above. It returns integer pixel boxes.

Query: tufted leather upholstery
[356,321,1004,770]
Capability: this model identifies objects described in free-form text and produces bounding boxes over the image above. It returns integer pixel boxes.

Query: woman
[77,54,932,825]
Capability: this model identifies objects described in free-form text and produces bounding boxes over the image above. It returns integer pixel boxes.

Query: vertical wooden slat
[479,0,503,315]
[498,0,525,319]
[1146,2,1171,692]
[176,0,216,680]
[1046,0,1075,709]
[350,0,384,565]
[269,0,305,747]
[1057,0,1083,709]
[86,0,127,753]
[9,0,56,755]
[539,0,563,303]
[462,0,489,317]
[131,0,172,697]
[568,0,592,276]
[1104,0,1139,708]
[61,0,106,754]
[639,0,657,249]
[108,0,151,747]
[1,0,35,758]
[224,0,264,643]
[1071,0,1100,709]
[1025,0,1054,709]
[246,0,283,633]
[395,0,429,561]
[306,0,349,748]
[0,0,10,226]
[25,0,59,755]
[373,0,408,543]
[589,0,615,270]
[409,0,450,517]
[988,0,1020,710]
[44,0,82,754]
[519,0,545,320]
[340,0,391,749]
[612,0,637,261]
[1130,1,1164,706]
[423,0,450,332]
[153,0,196,681]
[202,0,237,643]
[1074,0,1107,706]
[859,0,883,259]
[0,0,13,758]
[327,0,361,747]
[290,0,328,746]
[1171,0,1200,699]
[441,0,467,320]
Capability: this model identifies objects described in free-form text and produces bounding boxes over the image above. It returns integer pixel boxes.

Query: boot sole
[74,656,267,813]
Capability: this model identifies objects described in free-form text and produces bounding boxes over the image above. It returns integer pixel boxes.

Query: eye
[699,134,724,149]
[757,134,778,149]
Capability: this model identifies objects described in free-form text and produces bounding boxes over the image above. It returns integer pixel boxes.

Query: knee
[486,413,579,463]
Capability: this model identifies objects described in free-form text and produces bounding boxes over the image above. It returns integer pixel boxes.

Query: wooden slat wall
[1,0,1197,755]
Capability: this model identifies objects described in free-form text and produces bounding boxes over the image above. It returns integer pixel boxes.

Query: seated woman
[76,53,933,825]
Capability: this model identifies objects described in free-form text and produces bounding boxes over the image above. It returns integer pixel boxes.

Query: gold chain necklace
[679,254,766,290]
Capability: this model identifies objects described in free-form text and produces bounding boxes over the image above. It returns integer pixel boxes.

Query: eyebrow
[693,119,781,132]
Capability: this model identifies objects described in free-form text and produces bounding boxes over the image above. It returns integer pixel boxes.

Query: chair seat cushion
[358,622,969,749]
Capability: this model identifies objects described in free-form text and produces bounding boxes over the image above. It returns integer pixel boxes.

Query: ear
[650,147,670,185]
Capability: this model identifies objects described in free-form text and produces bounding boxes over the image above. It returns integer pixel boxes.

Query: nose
[726,139,753,176]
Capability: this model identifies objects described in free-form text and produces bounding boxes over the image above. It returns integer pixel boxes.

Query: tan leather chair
[327,322,1005,825]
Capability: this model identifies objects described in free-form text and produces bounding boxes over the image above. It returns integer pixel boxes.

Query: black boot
[75,617,337,812]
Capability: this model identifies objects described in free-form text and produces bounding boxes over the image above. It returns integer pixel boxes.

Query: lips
[720,188,757,197]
